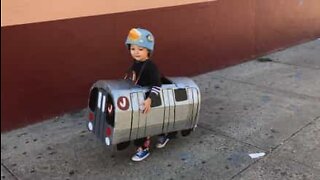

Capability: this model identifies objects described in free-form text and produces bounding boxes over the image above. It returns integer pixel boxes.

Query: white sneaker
[156,136,170,149]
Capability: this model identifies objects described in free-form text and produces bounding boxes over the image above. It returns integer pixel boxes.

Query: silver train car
[87,77,201,150]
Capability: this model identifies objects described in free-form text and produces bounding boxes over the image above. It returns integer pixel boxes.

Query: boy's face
[130,44,149,61]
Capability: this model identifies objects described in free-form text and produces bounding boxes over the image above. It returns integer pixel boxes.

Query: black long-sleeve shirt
[130,59,161,101]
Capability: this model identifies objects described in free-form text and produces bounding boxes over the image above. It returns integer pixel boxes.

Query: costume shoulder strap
[134,61,148,85]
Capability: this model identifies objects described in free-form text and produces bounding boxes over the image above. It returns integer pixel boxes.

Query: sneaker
[131,148,150,161]
[156,136,170,149]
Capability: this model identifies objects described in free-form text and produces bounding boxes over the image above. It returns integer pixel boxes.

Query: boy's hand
[143,98,152,114]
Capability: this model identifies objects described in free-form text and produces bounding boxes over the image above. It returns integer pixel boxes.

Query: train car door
[190,87,200,128]
[130,91,145,140]
[173,88,192,130]
[130,90,165,139]
[162,87,175,133]
[145,90,164,137]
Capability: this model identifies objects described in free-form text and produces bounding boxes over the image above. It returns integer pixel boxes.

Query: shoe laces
[159,136,167,144]
[136,148,147,156]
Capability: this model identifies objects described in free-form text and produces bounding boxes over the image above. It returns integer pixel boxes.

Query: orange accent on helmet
[128,28,141,41]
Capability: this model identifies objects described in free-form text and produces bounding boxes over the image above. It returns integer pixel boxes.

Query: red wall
[1,0,320,132]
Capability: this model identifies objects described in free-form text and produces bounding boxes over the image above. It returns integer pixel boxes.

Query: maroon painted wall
[2,0,320,132]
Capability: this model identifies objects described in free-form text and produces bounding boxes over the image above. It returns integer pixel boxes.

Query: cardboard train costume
[87,77,200,150]
[86,28,201,150]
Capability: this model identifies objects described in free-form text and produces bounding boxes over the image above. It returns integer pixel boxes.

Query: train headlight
[105,137,111,146]
[88,122,93,131]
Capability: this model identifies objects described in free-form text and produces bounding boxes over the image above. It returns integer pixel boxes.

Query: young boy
[124,28,170,161]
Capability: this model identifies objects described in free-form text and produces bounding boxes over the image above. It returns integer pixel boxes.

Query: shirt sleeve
[146,62,162,101]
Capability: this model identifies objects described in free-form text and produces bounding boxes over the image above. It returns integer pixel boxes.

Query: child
[124,28,170,161]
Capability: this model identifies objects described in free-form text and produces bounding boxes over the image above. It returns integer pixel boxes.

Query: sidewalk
[2,39,320,180]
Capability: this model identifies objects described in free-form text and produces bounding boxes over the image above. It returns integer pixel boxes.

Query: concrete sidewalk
[2,39,320,180]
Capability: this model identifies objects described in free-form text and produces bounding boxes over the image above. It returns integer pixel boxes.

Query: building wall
[1,0,320,132]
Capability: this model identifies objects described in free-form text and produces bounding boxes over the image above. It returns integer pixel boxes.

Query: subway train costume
[86,28,201,150]
[87,76,200,150]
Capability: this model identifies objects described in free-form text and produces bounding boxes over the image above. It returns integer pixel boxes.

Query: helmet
[125,28,155,52]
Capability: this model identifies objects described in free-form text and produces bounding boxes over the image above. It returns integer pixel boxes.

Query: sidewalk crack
[1,163,19,180]
[271,60,320,70]
[211,75,320,102]
[269,116,319,153]
[230,116,319,179]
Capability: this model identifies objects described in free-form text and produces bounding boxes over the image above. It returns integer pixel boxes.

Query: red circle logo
[117,96,129,111]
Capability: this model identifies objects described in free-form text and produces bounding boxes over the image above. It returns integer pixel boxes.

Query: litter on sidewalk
[248,152,266,159]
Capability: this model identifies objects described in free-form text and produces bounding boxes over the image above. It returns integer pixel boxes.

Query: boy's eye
[139,48,144,51]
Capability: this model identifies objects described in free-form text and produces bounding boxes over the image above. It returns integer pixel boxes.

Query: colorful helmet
[125,28,155,52]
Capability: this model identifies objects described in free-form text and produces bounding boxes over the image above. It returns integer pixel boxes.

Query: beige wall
[2,0,216,26]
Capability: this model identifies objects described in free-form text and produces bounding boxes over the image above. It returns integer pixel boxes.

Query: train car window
[105,94,115,127]
[145,92,162,107]
[151,95,162,107]
[89,87,99,111]
[161,77,173,84]
[174,88,188,102]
